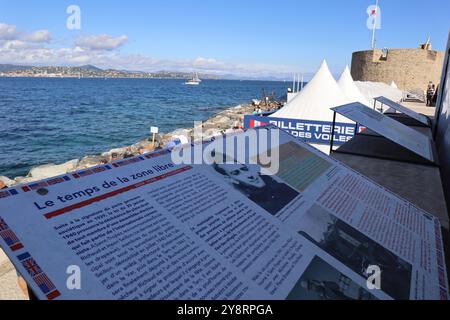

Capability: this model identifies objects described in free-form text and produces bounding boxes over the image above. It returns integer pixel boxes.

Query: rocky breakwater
[0,103,257,188]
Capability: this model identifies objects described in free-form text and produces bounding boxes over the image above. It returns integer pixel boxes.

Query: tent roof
[271,60,352,122]
[337,66,371,106]
[355,81,403,104]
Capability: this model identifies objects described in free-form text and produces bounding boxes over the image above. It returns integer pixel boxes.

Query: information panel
[0,126,447,300]
[332,102,436,163]
[374,96,430,126]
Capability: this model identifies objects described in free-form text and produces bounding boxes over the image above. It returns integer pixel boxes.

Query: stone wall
[351,48,445,91]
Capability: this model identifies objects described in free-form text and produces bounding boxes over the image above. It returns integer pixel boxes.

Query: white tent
[271,60,351,123]
[390,81,398,89]
[270,60,352,154]
[355,81,403,106]
[337,66,371,107]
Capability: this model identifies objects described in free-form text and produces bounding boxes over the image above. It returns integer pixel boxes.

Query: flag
[78,169,94,177]
[441,288,448,300]
[1,229,19,246]
[437,251,444,267]
[438,268,446,287]
[0,191,10,198]
[115,160,132,167]
[127,157,144,164]
[250,119,267,128]
[92,166,107,173]
[0,218,9,231]
[46,177,66,185]
[73,169,94,178]
[33,273,56,294]
[20,256,42,277]
[29,181,48,190]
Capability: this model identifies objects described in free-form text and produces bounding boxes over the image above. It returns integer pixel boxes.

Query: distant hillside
[0,64,33,72]
[0,64,104,72]
[78,65,103,71]
[0,64,285,80]
[0,64,221,79]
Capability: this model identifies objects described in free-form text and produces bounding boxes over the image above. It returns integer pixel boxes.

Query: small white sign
[150,126,159,134]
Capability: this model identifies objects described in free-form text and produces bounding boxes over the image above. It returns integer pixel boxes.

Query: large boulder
[161,128,192,147]
[101,147,128,161]
[28,159,79,180]
[77,155,108,169]
[105,147,128,156]
[0,176,15,188]
[14,176,42,185]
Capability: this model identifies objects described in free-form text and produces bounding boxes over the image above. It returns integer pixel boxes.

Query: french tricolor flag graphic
[250,119,267,128]
[358,126,367,133]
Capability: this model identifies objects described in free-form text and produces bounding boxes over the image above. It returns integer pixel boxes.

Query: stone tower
[351,46,445,91]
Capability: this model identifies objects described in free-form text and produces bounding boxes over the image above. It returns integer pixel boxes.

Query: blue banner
[244,115,358,145]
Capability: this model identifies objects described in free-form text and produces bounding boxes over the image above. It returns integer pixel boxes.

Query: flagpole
[292,74,296,93]
[371,0,379,50]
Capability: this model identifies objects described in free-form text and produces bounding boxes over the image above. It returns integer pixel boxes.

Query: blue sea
[0,78,288,178]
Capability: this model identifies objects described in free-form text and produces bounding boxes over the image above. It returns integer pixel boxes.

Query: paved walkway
[0,249,27,300]
[402,101,436,117]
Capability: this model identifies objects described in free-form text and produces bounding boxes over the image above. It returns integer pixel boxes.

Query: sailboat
[185,72,201,85]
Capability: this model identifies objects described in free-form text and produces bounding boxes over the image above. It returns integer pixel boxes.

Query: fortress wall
[351,48,445,91]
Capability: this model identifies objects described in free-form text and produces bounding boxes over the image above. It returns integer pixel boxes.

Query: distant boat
[185,72,201,85]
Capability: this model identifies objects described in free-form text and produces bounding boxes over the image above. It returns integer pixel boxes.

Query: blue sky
[0,0,449,79]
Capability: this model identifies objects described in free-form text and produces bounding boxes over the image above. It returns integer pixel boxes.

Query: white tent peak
[319,59,329,70]
[342,65,350,74]
[390,81,398,89]
[270,60,351,122]
[337,65,370,106]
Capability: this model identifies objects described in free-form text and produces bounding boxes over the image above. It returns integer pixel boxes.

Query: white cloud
[0,42,296,78]
[193,57,218,66]
[0,23,51,43]
[75,34,128,51]
[24,29,52,43]
[0,23,19,40]
[2,40,34,50]
[0,22,297,79]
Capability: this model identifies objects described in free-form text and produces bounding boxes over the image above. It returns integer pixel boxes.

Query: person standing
[432,84,439,106]
[427,82,435,106]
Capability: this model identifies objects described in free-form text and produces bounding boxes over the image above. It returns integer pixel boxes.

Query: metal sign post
[150,126,159,146]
